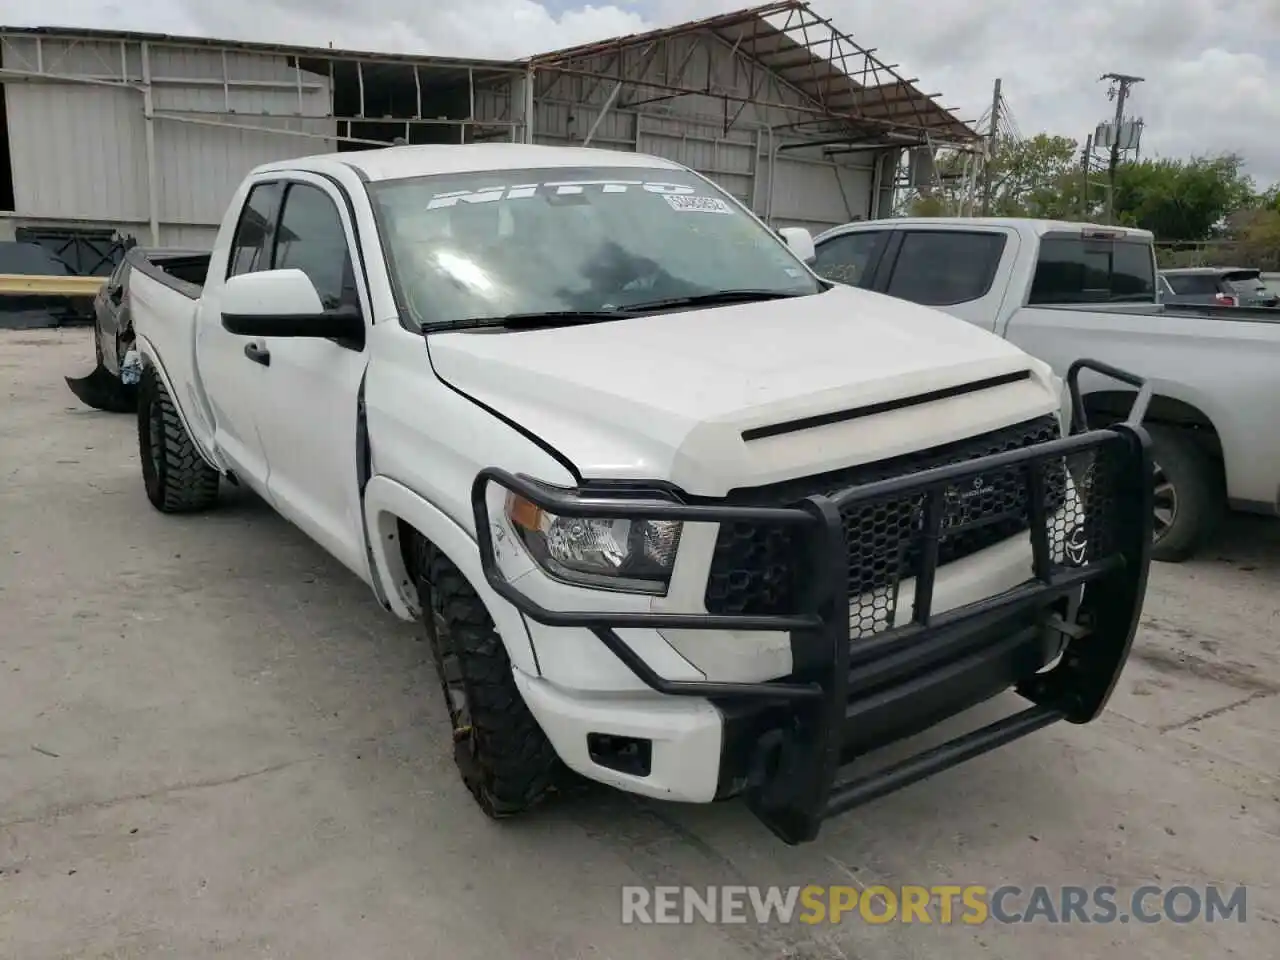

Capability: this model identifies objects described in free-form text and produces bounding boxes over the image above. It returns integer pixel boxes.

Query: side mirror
[107,285,124,304]
[220,269,364,344]
[778,226,816,263]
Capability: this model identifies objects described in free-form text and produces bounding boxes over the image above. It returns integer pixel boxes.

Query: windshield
[367,165,822,329]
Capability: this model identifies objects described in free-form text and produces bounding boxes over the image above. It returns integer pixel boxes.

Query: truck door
[251,174,372,581]
[810,229,892,289]
[194,178,285,497]
[871,228,1019,331]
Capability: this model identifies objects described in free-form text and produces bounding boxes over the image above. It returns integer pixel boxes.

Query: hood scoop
[741,370,1033,442]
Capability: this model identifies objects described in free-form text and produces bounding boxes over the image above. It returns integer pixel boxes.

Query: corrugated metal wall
[1,37,334,245]
[4,80,149,224]
[473,32,891,230]
[0,30,892,245]
[769,155,875,232]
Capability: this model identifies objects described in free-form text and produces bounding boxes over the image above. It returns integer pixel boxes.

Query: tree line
[905,134,1280,269]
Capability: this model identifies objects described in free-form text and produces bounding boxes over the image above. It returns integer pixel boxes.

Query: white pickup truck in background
[122,144,1153,845]
[808,217,1280,561]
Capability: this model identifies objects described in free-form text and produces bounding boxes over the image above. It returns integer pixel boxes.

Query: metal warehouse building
[0,0,976,268]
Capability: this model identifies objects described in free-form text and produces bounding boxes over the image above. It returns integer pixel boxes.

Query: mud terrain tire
[138,366,220,513]
[415,538,561,816]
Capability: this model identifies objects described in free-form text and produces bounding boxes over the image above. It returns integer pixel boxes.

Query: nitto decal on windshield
[425,180,700,209]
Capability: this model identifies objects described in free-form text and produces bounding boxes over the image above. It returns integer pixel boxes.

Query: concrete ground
[2,328,1276,959]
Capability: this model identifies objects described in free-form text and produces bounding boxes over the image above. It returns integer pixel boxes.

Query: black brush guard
[471,360,1155,845]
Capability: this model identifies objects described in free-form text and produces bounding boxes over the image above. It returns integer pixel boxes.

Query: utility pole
[980,77,1002,216]
[1081,133,1093,220]
[1100,72,1143,223]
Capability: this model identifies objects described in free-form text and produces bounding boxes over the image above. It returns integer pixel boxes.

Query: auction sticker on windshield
[663,194,733,214]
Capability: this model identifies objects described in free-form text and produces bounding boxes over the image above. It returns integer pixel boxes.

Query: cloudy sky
[2,0,1277,185]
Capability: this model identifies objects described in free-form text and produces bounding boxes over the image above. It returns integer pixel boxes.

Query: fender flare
[133,332,226,474]
[362,475,540,677]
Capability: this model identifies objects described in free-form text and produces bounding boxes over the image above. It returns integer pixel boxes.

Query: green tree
[906,134,1080,218]
[1110,154,1256,241]
[1256,183,1280,214]
[903,135,1261,241]
[1234,207,1280,270]
[986,134,1080,218]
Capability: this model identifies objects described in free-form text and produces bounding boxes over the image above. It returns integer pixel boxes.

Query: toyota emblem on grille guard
[1065,525,1088,566]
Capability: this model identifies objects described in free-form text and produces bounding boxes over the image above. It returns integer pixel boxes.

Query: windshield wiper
[620,289,808,313]
[420,290,808,333]
[422,310,634,334]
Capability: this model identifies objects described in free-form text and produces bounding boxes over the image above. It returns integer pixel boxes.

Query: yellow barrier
[0,274,105,296]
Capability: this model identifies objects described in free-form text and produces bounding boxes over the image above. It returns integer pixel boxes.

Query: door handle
[243,342,271,366]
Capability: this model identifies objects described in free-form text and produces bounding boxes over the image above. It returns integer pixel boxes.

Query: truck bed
[126,247,219,460]
[1031,300,1280,326]
[130,248,210,299]
[1161,301,1280,323]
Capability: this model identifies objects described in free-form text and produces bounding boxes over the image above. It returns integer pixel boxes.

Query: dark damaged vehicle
[65,249,207,412]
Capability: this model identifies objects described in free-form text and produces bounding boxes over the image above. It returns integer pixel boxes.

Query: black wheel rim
[1151,458,1177,542]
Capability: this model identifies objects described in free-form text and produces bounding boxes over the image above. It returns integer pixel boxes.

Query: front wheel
[414,537,561,817]
[137,366,220,513]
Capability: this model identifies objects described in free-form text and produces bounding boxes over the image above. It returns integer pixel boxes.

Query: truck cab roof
[840,217,1154,242]
[1161,266,1260,277]
[250,142,687,183]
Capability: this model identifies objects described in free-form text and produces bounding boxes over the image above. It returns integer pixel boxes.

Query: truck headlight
[504,491,682,594]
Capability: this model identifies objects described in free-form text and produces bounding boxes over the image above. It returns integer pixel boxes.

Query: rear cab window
[1029,232,1156,304]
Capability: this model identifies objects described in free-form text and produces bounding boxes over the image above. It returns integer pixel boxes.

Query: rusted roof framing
[524,1,978,144]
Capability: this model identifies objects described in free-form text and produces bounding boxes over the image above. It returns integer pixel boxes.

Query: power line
[997,93,1023,143]
[980,77,1002,215]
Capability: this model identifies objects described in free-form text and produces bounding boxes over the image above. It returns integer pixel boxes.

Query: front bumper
[472,359,1155,844]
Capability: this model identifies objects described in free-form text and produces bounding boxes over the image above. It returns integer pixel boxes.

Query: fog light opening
[587,733,653,777]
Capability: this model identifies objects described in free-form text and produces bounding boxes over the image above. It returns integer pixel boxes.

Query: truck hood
[428,284,1060,496]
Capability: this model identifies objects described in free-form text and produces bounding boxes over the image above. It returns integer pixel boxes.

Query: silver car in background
[1159,266,1280,308]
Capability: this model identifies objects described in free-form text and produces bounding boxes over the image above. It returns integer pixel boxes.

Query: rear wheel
[137,366,220,513]
[413,537,560,817]
[1147,424,1223,562]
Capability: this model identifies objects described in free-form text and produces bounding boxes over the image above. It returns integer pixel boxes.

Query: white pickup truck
[808,217,1280,561]
[123,144,1153,844]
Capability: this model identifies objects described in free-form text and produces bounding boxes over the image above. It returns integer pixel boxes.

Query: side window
[1166,274,1218,296]
[884,231,1007,306]
[228,181,283,278]
[271,182,357,311]
[812,231,888,287]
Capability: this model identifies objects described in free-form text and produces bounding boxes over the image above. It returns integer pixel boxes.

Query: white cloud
[812,0,1280,185]
[2,0,1277,184]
